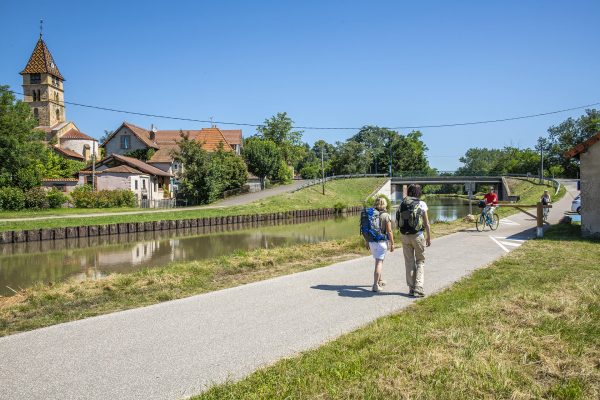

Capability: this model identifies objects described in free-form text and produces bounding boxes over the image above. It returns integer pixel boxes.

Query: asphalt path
[0,181,577,399]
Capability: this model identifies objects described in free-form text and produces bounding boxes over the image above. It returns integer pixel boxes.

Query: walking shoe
[378,279,386,287]
[409,288,414,296]
[372,283,381,292]
[413,290,425,298]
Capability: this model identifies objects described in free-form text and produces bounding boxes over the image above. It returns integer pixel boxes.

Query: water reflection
[0,216,357,296]
[424,197,472,222]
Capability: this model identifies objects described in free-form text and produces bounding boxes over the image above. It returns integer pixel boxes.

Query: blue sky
[1,0,598,170]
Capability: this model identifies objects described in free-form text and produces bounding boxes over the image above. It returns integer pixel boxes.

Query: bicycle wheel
[490,214,500,230]
[476,214,485,231]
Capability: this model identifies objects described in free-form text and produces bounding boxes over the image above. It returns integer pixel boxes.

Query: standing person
[541,190,551,220]
[362,197,394,292]
[483,186,499,220]
[397,184,431,297]
[541,190,551,205]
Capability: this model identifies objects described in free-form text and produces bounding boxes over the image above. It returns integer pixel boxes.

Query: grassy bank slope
[196,224,599,400]
[0,178,385,232]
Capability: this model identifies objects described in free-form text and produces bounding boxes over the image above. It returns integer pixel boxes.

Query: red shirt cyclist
[483,186,499,217]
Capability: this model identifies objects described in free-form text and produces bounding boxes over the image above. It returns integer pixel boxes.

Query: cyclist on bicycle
[483,186,499,220]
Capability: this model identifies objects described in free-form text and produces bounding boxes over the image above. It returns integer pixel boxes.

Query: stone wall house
[79,154,174,205]
[565,131,600,237]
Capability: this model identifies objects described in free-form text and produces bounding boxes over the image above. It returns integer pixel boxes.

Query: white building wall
[96,173,131,191]
[60,139,99,161]
[580,142,600,237]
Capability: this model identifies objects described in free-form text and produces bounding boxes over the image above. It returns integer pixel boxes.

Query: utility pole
[321,143,325,195]
[388,134,393,177]
[91,147,96,191]
[538,137,546,184]
[540,144,544,184]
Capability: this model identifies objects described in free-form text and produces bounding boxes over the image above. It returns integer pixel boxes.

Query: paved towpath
[0,182,577,400]
[0,180,307,223]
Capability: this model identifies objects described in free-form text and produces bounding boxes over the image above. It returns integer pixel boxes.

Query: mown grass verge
[194,223,600,400]
[0,219,470,337]
[0,178,385,232]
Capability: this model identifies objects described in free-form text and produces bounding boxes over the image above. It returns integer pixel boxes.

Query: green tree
[392,130,430,174]
[543,109,600,177]
[0,86,47,189]
[329,140,372,175]
[42,150,86,178]
[311,140,335,161]
[175,134,248,204]
[242,137,282,189]
[124,148,156,162]
[174,134,212,204]
[257,112,306,169]
[211,143,248,192]
[457,148,504,175]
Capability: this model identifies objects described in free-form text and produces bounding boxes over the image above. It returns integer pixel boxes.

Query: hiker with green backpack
[396,184,431,297]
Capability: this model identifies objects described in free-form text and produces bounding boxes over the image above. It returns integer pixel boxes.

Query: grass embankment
[196,224,600,400]
[0,220,468,337]
[0,178,386,232]
[0,207,142,220]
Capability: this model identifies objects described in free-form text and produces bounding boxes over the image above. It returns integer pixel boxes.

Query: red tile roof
[60,128,96,141]
[148,145,179,164]
[52,145,84,160]
[102,165,144,174]
[564,132,600,159]
[221,130,243,145]
[42,178,79,182]
[113,154,172,177]
[20,38,64,80]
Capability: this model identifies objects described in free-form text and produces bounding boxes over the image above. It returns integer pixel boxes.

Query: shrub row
[71,185,136,208]
[0,187,68,211]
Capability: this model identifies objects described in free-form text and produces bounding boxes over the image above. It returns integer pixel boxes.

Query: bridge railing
[290,174,388,193]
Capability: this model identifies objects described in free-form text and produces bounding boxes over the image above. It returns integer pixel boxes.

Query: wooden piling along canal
[0,206,363,244]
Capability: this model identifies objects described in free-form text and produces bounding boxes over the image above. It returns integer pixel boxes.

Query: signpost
[465,181,475,215]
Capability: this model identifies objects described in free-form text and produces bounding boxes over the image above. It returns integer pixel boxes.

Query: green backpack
[396,196,424,234]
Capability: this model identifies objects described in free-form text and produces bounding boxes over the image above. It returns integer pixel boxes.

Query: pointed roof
[20,37,64,80]
[81,154,173,177]
[564,131,600,159]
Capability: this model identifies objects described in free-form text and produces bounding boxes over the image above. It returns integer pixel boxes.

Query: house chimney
[150,124,157,140]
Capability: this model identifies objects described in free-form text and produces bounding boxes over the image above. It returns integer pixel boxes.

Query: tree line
[2,83,598,208]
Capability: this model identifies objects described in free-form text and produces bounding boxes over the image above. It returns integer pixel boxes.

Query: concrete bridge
[387,175,509,201]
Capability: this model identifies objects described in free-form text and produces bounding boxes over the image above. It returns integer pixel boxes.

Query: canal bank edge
[0,206,363,244]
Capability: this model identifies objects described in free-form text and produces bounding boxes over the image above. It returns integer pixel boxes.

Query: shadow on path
[311,284,412,298]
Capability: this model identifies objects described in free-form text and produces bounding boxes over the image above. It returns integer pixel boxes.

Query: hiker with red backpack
[397,184,431,297]
[360,197,394,292]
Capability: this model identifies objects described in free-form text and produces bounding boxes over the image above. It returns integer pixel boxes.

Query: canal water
[0,198,471,296]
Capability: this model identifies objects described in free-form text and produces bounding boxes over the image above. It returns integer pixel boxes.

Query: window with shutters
[120,135,131,149]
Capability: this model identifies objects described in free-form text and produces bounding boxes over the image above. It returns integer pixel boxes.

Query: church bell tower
[20,30,66,128]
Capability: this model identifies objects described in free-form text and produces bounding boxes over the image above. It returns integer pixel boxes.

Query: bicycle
[476,205,499,231]
[542,203,550,223]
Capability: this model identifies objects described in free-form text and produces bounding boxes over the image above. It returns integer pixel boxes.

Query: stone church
[20,34,98,161]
